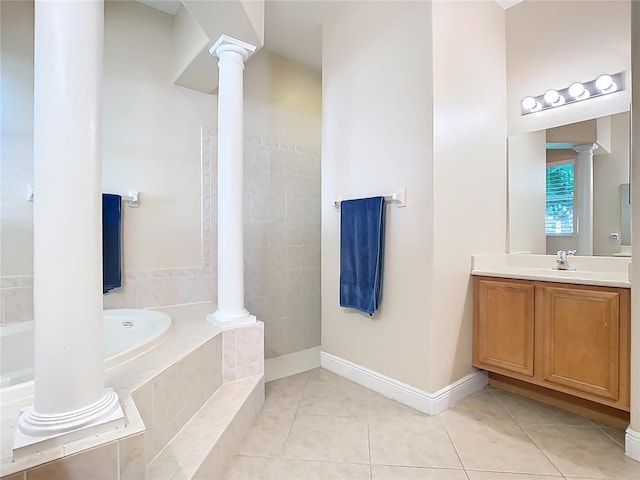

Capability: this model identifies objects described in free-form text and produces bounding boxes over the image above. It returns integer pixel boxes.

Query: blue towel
[339,196,386,315]
[102,193,122,293]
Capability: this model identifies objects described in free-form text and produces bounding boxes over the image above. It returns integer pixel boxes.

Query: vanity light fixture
[595,74,617,94]
[568,82,590,100]
[543,89,565,107]
[521,72,622,115]
[521,96,542,112]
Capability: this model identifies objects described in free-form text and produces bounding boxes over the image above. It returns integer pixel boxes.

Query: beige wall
[506,1,630,136]
[508,130,546,254]
[321,0,507,393]
[103,0,215,272]
[0,0,216,277]
[0,0,35,277]
[321,0,434,390]
[429,0,507,391]
[244,50,321,149]
[629,0,640,439]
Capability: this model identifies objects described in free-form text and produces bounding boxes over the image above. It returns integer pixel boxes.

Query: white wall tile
[236,323,264,367]
[151,363,179,429]
[27,441,118,480]
[1,287,33,323]
[118,433,146,480]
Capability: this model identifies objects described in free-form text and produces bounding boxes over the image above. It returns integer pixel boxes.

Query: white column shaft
[574,144,596,256]
[207,36,256,328]
[217,49,247,317]
[26,0,116,426]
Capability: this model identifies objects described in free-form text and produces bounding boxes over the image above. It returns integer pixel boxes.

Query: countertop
[471,254,631,289]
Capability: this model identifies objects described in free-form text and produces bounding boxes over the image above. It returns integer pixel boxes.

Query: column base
[207,309,256,328]
[626,426,640,462]
[14,388,123,454]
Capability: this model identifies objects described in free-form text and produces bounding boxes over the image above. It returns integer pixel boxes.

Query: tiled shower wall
[243,138,321,359]
[0,132,321,361]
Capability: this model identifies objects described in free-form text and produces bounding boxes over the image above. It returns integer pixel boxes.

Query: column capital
[573,143,599,154]
[209,35,257,62]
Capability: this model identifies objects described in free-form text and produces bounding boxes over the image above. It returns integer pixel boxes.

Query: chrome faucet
[555,250,576,271]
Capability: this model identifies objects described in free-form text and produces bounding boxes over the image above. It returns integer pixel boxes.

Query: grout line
[485,389,566,478]
[593,424,626,449]
[366,407,372,469]
[515,422,566,477]
[279,373,307,456]
[440,413,471,478]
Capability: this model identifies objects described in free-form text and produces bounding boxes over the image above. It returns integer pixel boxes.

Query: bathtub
[0,309,172,402]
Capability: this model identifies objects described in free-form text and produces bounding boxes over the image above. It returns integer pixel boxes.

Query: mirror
[508,111,630,257]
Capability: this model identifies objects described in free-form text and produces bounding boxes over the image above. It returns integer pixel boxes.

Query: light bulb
[544,89,564,106]
[595,74,617,93]
[522,96,539,111]
[568,82,589,100]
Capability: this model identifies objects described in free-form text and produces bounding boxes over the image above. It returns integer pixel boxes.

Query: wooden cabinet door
[473,277,535,376]
[539,285,620,401]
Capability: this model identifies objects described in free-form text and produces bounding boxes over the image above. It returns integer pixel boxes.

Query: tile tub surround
[471,253,631,288]
[1,134,321,375]
[221,368,640,480]
[242,138,321,361]
[0,302,265,479]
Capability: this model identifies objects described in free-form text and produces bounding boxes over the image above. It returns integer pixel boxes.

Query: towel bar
[123,191,140,208]
[333,188,406,209]
[26,184,141,208]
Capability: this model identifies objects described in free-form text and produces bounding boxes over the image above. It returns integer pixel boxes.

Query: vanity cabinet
[473,276,630,412]
[473,278,534,377]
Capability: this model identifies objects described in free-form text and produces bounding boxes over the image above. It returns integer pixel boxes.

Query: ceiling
[136,0,524,71]
[136,0,182,15]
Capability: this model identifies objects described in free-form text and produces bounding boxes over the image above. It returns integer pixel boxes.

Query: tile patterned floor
[220,368,640,480]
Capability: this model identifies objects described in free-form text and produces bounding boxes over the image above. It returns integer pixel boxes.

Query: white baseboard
[320,351,487,416]
[626,426,640,462]
[264,346,321,382]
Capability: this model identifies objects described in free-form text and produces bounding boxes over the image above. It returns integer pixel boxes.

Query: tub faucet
[555,250,576,271]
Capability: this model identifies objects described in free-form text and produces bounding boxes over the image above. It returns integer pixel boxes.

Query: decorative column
[573,143,598,256]
[207,35,257,328]
[16,0,122,448]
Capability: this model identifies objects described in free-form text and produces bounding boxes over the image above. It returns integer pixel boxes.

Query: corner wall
[429,0,507,391]
[321,0,507,394]
[321,1,434,391]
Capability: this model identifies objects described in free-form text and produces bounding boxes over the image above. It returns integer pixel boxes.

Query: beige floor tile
[491,392,592,426]
[274,459,371,479]
[263,375,308,413]
[298,376,369,417]
[598,426,626,447]
[304,368,344,383]
[236,410,295,457]
[522,425,640,479]
[369,415,462,469]
[219,455,277,480]
[445,419,560,475]
[466,472,562,479]
[367,391,427,419]
[283,414,370,464]
[440,391,515,425]
[371,465,468,479]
